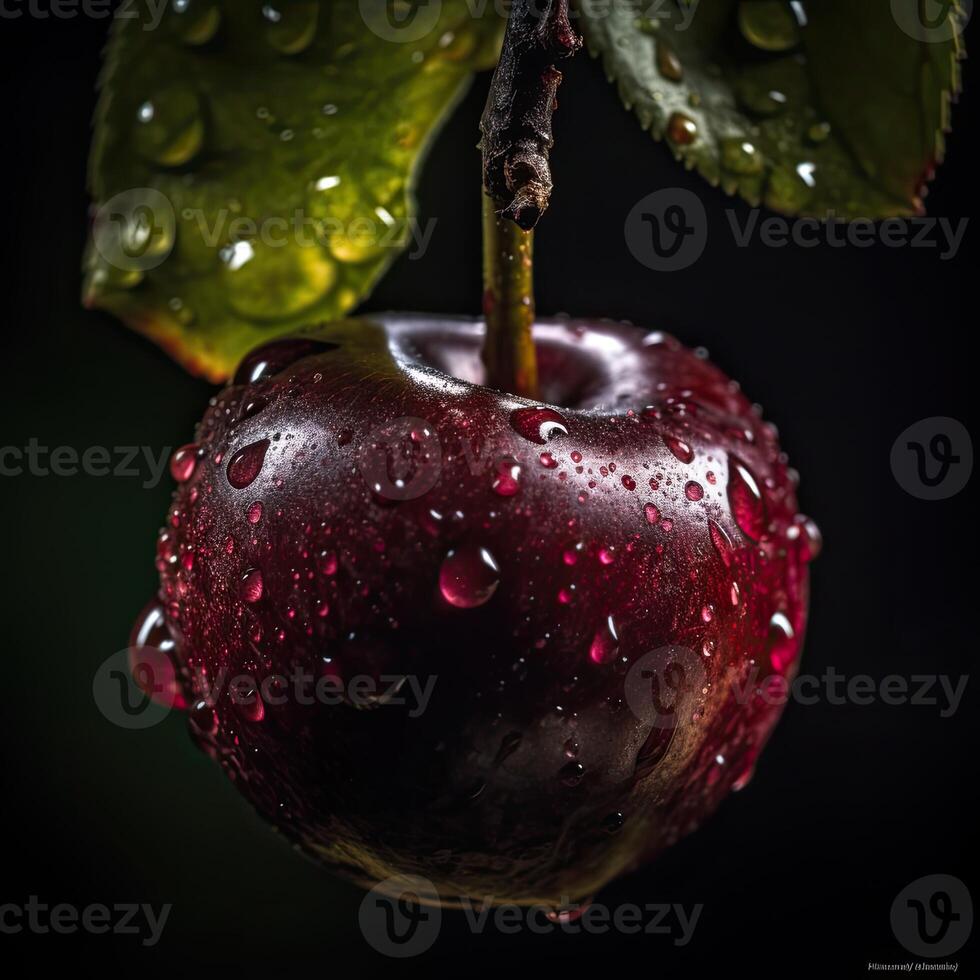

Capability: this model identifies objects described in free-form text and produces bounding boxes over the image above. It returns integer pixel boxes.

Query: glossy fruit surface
[142,314,818,906]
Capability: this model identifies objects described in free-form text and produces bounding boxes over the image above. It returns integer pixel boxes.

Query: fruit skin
[151,314,816,906]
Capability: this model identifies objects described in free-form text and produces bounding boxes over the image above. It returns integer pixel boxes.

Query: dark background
[1,6,975,977]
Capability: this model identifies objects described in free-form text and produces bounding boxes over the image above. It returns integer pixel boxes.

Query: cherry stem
[479,0,581,398]
[482,196,537,397]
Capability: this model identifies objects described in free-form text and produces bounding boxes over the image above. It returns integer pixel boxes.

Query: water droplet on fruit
[240,568,264,603]
[727,456,766,540]
[263,1,318,54]
[170,443,199,482]
[621,474,637,491]
[559,761,586,786]
[539,452,558,469]
[509,407,568,444]
[233,338,338,386]
[664,434,694,463]
[685,480,704,501]
[237,680,266,722]
[134,86,205,166]
[644,503,661,525]
[238,395,269,422]
[227,439,270,489]
[666,111,698,145]
[439,546,500,608]
[246,500,264,524]
[767,610,796,672]
[589,616,619,664]
[491,456,521,496]
[129,599,186,709]
[602,811,625,834]
[189,699,218,735]
[708,518,734,562]
[737,0,802,51]
[788,513,822,561]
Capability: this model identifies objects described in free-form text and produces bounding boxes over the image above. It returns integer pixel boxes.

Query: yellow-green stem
[481,195,538,398]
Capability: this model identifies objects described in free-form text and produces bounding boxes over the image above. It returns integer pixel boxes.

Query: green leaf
[85,0,502,381]
[577,0,963,217]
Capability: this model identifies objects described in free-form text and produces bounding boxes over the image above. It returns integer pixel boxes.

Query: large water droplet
[727,456,766,540]
[491,456,522,496]
[764,164,814,212]
[602,811,625,834]
[169,443,199,482]
[263,1,319,54]
[227,439,270,489]
[509,407,569,444]
[134,86,205,166]
[720,138,765,176]
[664,434,695,463]
[233,338,338,386]
[240,567,264,603]
[767,610,796,672]
[129,599,187,709]
[188,698,218,735]
[220,239,336,321]
[439,546,500,608]
[589,616,619,664]
[708,518,734,562]
[666,111,698,146]
[171,0,221,45]
[559,761,586,786]
[737,0,802,51]
[788,513,822,561]
[656,41,683,82]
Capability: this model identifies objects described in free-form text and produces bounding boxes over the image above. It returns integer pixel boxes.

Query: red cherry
[145,314,816,906]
